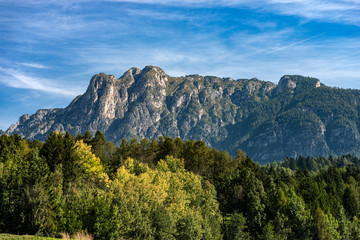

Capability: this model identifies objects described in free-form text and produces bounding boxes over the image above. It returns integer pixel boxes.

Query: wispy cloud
[123,7,189,21]
[1,0,359,86]
[266,33,326,53]
[21,62,48,69]
[3,0,360,26]
[0,67,81,96]
[105,0,360,26]
[263,0,360,25]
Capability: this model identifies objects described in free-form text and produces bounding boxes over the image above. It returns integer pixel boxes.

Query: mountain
[6,65,360,164]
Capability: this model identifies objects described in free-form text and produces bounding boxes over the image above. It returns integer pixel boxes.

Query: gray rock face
[6,66,360,163]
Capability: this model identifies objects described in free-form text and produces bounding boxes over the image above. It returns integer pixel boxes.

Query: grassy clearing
[0,232,93,240]
[0,234,59,239]
[61,231,93,240]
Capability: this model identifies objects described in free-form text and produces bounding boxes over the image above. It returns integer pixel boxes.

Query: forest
[1,131,360,239]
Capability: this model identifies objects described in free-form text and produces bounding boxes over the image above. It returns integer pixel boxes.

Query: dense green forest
[2,132,360,239]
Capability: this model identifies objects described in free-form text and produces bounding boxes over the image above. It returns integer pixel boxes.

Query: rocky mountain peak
[7,67,360,164]
[275,75,321,94]
[142,65,165,74]
[135,65,168,88]
[275,75,297,94]
[87,73,117,93]
[122,67,142,79]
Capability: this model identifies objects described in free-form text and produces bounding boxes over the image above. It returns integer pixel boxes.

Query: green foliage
[281,154,360,172]
[3,132,360,239]
[313,208,340,240]
[0,133,223,239]
[261,221,283,240]
[223,213,250,240]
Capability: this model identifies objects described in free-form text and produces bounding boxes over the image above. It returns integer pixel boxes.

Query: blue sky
[1,0,360,130]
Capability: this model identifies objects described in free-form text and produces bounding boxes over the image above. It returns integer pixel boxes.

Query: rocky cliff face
[6,66,360,164]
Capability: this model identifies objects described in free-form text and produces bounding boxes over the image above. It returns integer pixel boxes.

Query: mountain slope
[6,66,360,163]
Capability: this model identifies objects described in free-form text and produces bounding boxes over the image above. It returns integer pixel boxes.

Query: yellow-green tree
[72,140,105,182]
[93,156,222,239]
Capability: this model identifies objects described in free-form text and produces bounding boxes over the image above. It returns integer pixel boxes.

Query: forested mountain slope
[6,65,360,163]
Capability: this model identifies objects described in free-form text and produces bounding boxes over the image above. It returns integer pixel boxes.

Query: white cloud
[21,62,48,69]
[123,7,190,21]
[67,24,360,87]
[265,33,326,53]
[0,67,81,96]
[105,0,360,25]
[3,0,360,26]
[2,0,359,90]
[263,0,360,24]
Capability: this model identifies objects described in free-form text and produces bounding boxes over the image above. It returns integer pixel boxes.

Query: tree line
[1,131,360,239]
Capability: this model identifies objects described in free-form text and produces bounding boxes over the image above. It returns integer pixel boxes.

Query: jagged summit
[6,66,360,163]
[122,67,142,78]
[275,75,320,94]
[86,73,117,93]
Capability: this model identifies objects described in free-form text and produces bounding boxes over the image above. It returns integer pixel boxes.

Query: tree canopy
[2,132,360,239]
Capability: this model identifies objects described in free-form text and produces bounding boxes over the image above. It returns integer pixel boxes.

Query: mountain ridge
[6,65,359,164]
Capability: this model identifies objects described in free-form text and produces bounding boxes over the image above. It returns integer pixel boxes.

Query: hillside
[6,65,360,163]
